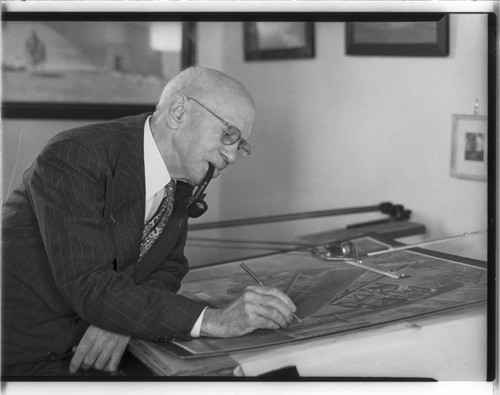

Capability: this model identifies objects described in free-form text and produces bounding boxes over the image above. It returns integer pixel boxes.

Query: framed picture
[451,114,488,182]
[346,15,449,56]
[2,18,196,119]
[244,22,315,61]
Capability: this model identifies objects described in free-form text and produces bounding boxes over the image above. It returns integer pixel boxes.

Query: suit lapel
[103,113,195,279]
[106,113,150,271]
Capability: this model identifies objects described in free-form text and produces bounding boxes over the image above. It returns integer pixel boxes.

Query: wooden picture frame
[451,114,488,182]
[244,21,315,61]
[2,17,196,119]
[346,15,449,57]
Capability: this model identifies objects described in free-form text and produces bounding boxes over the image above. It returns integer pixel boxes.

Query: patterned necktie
[139,180,176,262]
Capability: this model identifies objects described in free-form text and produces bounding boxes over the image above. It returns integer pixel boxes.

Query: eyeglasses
[187,96,251,158]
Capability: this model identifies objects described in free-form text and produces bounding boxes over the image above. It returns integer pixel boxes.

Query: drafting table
[120,208,489,379]
[124,304,486,379]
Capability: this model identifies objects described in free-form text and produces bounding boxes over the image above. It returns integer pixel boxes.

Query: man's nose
[220,144,238,165]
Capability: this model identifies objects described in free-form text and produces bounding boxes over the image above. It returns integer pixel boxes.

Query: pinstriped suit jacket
[2,113,207,370]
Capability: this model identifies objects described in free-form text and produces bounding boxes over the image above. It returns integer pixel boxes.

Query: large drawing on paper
[172,236,487,357]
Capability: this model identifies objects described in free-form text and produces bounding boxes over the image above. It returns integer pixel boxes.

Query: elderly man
[2,66,296,377]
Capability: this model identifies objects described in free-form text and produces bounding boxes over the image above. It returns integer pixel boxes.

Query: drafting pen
[240,262,302,323]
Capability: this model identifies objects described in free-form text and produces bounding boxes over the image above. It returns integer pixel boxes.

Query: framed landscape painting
[346,15,449,56]
[244,21,315,61]
[2,18,196,119]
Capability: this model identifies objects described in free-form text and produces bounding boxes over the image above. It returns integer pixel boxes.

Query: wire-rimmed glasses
[187,96,251,158]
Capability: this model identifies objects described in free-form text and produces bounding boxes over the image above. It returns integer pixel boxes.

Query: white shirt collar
[144,116,171,201]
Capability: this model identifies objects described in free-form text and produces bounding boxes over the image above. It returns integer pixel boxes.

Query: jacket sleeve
[28,139,206,341]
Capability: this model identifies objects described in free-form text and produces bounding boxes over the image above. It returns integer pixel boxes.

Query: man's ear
[166,93,187,129]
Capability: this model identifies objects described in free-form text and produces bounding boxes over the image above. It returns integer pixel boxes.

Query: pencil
[240,262,302,323]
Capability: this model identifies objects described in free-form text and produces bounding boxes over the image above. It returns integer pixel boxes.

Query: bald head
[154,66,255,118]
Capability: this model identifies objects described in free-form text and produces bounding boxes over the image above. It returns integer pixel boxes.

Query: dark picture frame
[2,16,197,119]
[244,21,315,61]
[346,15,449,57]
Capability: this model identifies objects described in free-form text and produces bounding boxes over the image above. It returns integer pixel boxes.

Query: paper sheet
[171,236,487,357]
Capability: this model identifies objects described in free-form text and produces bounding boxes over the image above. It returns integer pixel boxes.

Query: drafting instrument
[366,231,485,257]
[284,272,301,295]
[240,262,303,323]
[326,257,411,280]
[317,241,411,279]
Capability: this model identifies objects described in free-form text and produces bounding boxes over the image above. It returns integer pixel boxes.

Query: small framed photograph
[451,114,488,181]
[346,15,449,57]
[244,22,315,61]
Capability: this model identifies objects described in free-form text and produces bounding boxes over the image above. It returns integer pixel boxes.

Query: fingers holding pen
[243,285,296,326]
[200,285,298,337]
[201,263,299,338]
[240,263,295,306]
[246,285,297,320]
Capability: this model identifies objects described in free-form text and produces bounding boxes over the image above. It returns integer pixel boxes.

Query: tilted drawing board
[166,236,487,357]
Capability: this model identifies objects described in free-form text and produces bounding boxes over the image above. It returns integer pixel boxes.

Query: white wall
[194,15,489,260]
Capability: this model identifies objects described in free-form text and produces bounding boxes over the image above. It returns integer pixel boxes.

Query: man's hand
[69,325,131,374]
[200,285,297,338]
